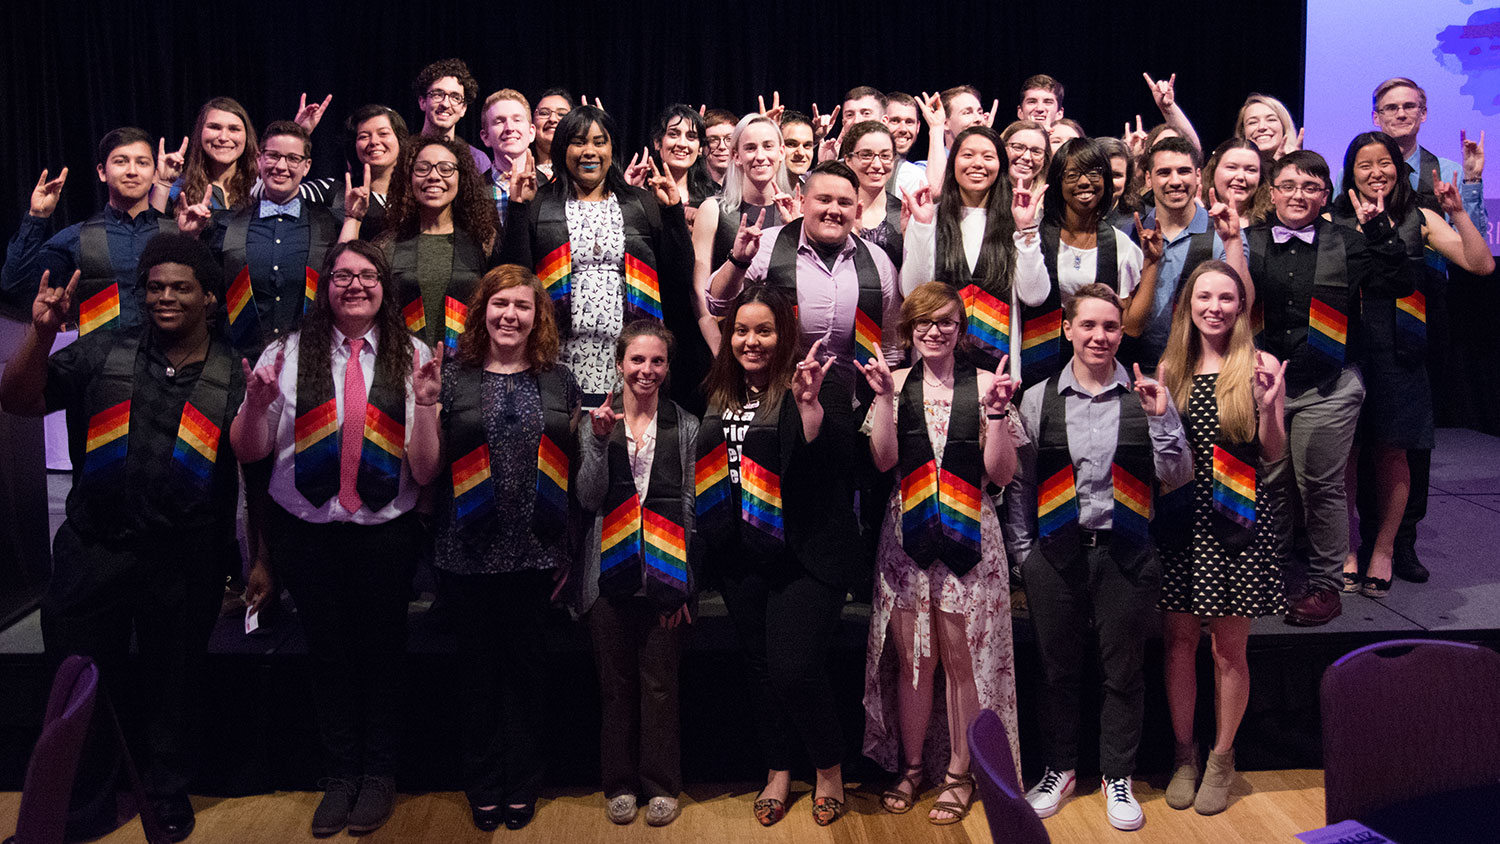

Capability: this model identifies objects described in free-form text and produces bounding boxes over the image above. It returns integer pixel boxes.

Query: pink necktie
[338,337,366,514]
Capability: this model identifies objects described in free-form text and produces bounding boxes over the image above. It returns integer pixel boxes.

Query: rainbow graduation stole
[597,400,691,608]
[539,242,573,304]
[226,267,259,350]
[1027,219,1119,386]
[896,360,984,574]
[694,440,733,541]
[1209,441,1259,555]
[961,284,1012,366]
[624,254,663,321]
[531,367,575,543]
[388,230,486,351]
[291,342,408,510]
[444,297,468,351]
[1034,371,1156,572]
[171,402,222,491]
[764,218,885,366]
[78,284,121,336]
[302,268,319,315]
[1020,308,1063,382]
[402,298,427,335]
[450,443,494,532]
[1307,297,1347,367]
[694,398,788,556]
[83,399,131,482]
[1395,291,1426,351]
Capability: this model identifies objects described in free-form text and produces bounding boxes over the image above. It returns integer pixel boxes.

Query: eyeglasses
[1061,170,1104,185]
[1006,142,1047,160]
[1377,102,1423,116]
[413,161,459,178]
[913,318,962,334]
[706,136,734,149]
[849,150,895,165]
[260,151,308,166]
[330,270,381,287]
[424,89,467,106]
[534,107,570,120]
[1272,182,1327,197]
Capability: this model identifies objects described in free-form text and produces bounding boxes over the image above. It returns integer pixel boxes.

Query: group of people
[0,57,1490,840]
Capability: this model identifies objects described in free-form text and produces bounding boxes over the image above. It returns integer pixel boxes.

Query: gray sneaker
[347,775,396,833]
[311,777,359,835]
[607,793,638,824]
[645,796,681,827]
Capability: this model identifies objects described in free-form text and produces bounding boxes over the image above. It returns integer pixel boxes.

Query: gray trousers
[1263,366,1365,594]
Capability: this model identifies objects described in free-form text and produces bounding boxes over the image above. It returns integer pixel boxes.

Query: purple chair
[968,709,1051,844]
[1320,638,1500,824]
[5,655,168,844]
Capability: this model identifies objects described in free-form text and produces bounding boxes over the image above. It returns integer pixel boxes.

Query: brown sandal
[930,770,976,825]
[881,765,925,814]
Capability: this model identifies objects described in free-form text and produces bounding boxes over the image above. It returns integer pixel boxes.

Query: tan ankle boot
[1165,743,1199,810]
[1194,748,1235,815]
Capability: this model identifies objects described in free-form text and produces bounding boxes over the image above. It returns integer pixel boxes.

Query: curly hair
[181,97,259,211]
[293,240,414,411]
[412,58,479,105]
[454,265,559,371]
[379,135,499,253]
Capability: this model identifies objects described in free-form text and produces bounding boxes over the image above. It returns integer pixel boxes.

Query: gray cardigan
[570,401,700,618]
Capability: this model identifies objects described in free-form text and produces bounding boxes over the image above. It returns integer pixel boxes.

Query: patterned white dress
[560,194,626,397]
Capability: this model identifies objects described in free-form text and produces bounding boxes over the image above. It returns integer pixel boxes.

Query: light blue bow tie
[259,198,301,218]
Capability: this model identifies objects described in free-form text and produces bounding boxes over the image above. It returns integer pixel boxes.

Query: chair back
[968,709,1051,844]
[1321,638,1500,823]
[9,655,100,844]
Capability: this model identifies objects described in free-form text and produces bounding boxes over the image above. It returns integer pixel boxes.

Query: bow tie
[1271,224,1315,245]
[259,198,301,219]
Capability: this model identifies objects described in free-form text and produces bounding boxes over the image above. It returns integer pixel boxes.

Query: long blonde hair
[1158,261,1257,444]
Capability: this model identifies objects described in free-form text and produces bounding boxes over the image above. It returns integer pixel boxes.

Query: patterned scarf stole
[599,399,691,609]
[76,218,121,336]
[896,359,983,575]
[935,220,1012,367]
[695,397,790,557]
[390,230,485,352]
[221,208,333,351]
[765,220,884,366]
[80,335,234,533]
[292,338,407,510]
[534,190,664,340]
[1034,371,1156,573]
[1025,220,1120,386]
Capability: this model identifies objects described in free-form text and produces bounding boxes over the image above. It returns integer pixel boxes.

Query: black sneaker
[311,777,359,836]
[149,792,196,843]
[347,775,396,833]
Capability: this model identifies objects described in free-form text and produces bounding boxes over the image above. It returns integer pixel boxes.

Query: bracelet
[728,254,752,269]
[987,413,1005,420]
[415,400,437,407]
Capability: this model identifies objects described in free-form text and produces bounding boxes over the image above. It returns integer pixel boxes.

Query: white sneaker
[1103,776,1144,831]
[1024,767,1076,818]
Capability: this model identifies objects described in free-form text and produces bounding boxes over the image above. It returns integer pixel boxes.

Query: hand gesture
[413,353,441,407]
[1282,127,1305,158]
[1253,355,1288,413]
[590,390,620,438]
[660,604,693,629]
[860,352,895,397]
[1143,72,1176,112]
[580,95,604,112]
[792,337,834,406]
[1134,213,1164,265]
[1206,188,1241,240]
[983,355,1017,412]
[1347,187,1384,226]
[294,92,333,133]
[28,168,68,219]
[1124,115,1149,158]
[1461,129,1485,182]
[647,156,680,207]
[156,137,188,188]
[757,91,784,124]
[509,150,538,204]
[241,347,286,411]
[902,185,935,226]
[177,187,215,235]
[31,270,78,334]
[817,132,840,166]
[811,103,841,141]
[983,98,1000,128]
[771,185,802,223]
[344,164,371,221]
[730,208,767,264]
[1432,169,1465,217]
[1132,363,1168,416]
[1011,178,1045,229]
[916,91,946,131]
[623,146,651,188]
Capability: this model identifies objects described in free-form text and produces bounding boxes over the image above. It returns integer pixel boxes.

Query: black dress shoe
[471,804,505,832]
[504,802,536,830]
[1393,547,1429,583]
[150,792,196,843]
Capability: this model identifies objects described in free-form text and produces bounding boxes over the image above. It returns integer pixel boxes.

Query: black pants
[586,595,682,799]
[41,521,224,833]
[270,507,418,780]
[1022,544,1160,780]
[718,565,846,771]
[438,567,554,808]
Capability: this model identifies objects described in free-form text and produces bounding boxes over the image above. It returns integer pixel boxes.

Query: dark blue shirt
[208,202,314,344]
[2,205,171,330]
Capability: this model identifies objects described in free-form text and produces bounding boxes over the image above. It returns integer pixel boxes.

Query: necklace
[164,334,209,380]
[922,372,952,390]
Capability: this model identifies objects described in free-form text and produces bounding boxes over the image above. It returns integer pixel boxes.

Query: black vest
[1026,220,1120,386]
[713,201,782,274]
[387,229,488,352]
[1247,221,1353,390]
[764,220,885,366]
[221,205,338,353]
[75,214,179,336]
